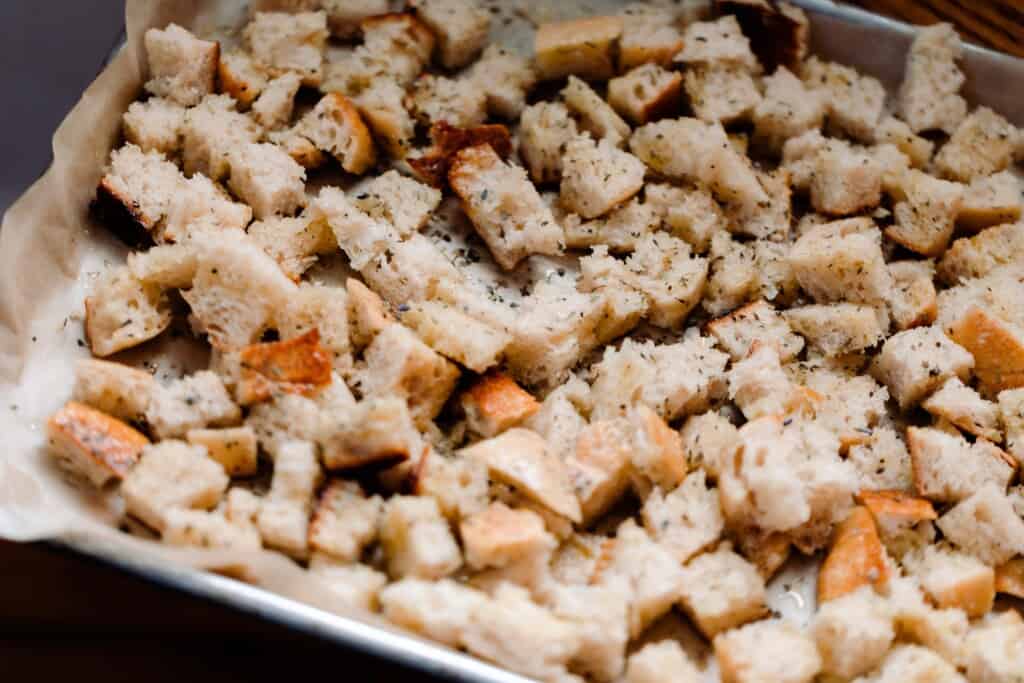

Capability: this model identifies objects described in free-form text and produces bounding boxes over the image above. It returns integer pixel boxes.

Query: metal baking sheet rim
[47,2,1024,682]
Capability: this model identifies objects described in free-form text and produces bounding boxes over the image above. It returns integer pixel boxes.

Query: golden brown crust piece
[408,121,512,188]
[715,0,809,72]
[949,306,1024,395]
[46,401,150,487]
[995,558,1024,598]
[534,16,623,81]
[237,329,333,405]
[818,506,890,603]
[856,489,937,524]
[461,371,540,438]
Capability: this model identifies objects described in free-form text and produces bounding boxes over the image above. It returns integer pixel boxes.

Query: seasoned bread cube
[871,327,972,410]
[96,144,183,243]
[810,144,882,216]
[752,66,825,151]
[641,470,722,562]
[350,78,415,158]
[562,198,660,253]
[534,16,623,81]
[217,50,269,109]
[72,359,156,424]
[351,170,441,236]
[518,101,579,184]
[185,426,258,476]
[905,544,995,617]
[939,222,1024,285]
[645,183,725,253]
[345,277,393,349]
[789,218,893,306]
[617,4,684,71]
[998,388,1024,464]
[684,64,760,125]
[561,135,646,219]
[408,74,487,128]
[357,322,459,427]
[310,186,400,270]
[728,343,804,420]
[449,144,563,269]
[876,115,934,168]
[713,619,821,683]
[245,393,322,456]
[702,233,759,315]
[859,644,967,683]
[562,76,631,149]
[251,72,301,130]
[380,495,461,579]
[319,0,387,37]
[935,107,1019,182]
[407,121,514,188]
[848,428,914,492]
[886,169,965,257]
[182,94,261,181]
[958,171,1022,231]
[857,489,936,558]
[889,260,937,330]
[268,126,327,168]
[247,214,333,280]
[379,577,486,647]
[460,503,554,570]
[717,0,809,72]
[295,93,376,174]
[608,64,683,126]
[677,544,766,638]
[236,329,332,405]
[85,266,171,357]
[123,97,186,155]
[680,411,739,482]
[899,23,967,134]
[272,283,352,362]
[907,426,1015,503]
[566,418,633,524]
[160,174,252,243]
[143,24,218,106]
[675,16,761,74]
[257,440,322,556]
[402,301,511,373]
[803,57,886,142]
[467,45,536,120]
[307,555,387,611]
[803,369,890,451]
[784,303,885,357]
[963,611,1024,683]
[163,488,261,551]
[359,233,462,306]
[359,13,435,77]
[708,300,803,362]
[122,440,229,531]
[181,235,298,348]
[244,11,327,86]
[415,451,488,521]
[307,479,382,562]
[320,397,420,471]
[937,485,1024,566]
[411,0,490,69]
[818,506,890,603]
[46,401,149,487]
[922,377,1001,440]
[625,641,699,683]
[460,372,539,438]
[949,306,1024,396]
[812,587,895,679]
[146,371,241,439]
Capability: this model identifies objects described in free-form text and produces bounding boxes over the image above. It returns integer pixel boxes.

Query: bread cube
[707,300,802,362]
[963,611,1024,683]
[922,377,1001,441]
[886,169,965,257]
[465,44,536,120]
[935,107,1020,182]
[72,359,155,424]
[163,488,261,551]
[848,428,914,492]
[146,371,240,439]
[534,16,623,81]
[625,641,699,683]
[905,544,995,617]
[244,393,321,456]
[727,342,805,421]
[937,485,1024,566]
[804,369,890,451]
[413,451,488,522]
[144,24,218,106]
[295,93,376,174]
[257,440,322,556]
[617,4,684,71]
[860,644,966,683]
[275,284,353,360]
[352,169,441,238]
[784,303,885,357]
[940,222,1024,287]
[677,544,765,638]
[449,144,562,269]
[85,266,171,357]
[359,233,462,305]
[871,327,972,410]
[460,503,554,570]
[185,426,257,477]
[518,102,578,184]
[122,97,185,156]
[950,306,1024,396]
[998,388,1024,464]
[235,329,332,405]
[752,66,825,151]
[380,577,486,647]
[217,50,269,109]
[320,0,388,38]
[562,76,631,149]
[380,495,461,579]
[182,94,261,181]
[713,620,821,683]
[95,144,183,244]
[401,301,510,374]
[684,64,760,125]
[411,0,489,69]
[803,57,885,142]
[996,558,1024,597]
[560,135,646,219]
[181,237,298,348]
[907,426,1015,503]
[899,23,967,134]
[565,419,633,524]
[675,16,761,73]
[857,489,936,558]
[645,183,724,253]
[889,260,937,331]
[320,396,420,471]
[958,171,1023,232]
[608,64,683,126]
[251,72,301,130]
[307,555,387,611]
[460,372,539,439]
[349,78,415,159]
[227,141,307,220]
[818,506,890,603]
[877,115,934,168]
[679,411,739,482]
[641,470,722,562]
[812,587,894,679]
[547,582,629,682]
[408,74,487,129]
[789,218,893,306]
[46,401,148,488]
[718,0,809,72]
[246,215,330,280]
[268,126,327,168]
[122,440,228,531]
[160,174,252,243]
[244,11,327,86]
[810,144,883,216]
[562,198,660,253]
[307,480,382,562]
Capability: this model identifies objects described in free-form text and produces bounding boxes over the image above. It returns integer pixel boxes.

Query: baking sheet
[0,1,1022,681]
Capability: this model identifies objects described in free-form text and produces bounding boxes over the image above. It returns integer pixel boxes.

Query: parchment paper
[1,0,1020,677]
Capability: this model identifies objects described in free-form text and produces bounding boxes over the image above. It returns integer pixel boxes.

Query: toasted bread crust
[237,329,333,405]
[462,372,540,438]
[408,122,512,188]
[47,401,150,487]
[91,179,157,248]
[857,489,937,524]
[818,506,890,603]
[995,558,1024,598]
[950,306,1024,395]
[716,0,808,72]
